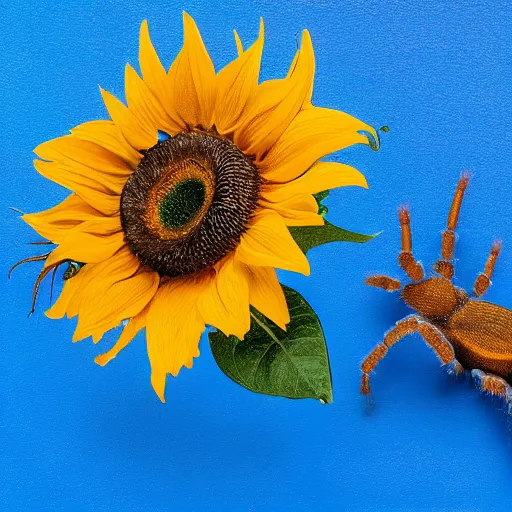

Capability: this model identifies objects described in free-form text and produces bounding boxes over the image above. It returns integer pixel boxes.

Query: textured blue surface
[2,1,512,510]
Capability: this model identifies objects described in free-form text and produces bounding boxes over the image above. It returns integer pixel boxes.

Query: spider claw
[360,374,376,413]
[460,169,471,183]
[363,392,376,415]
[471,369,485,390]
[446,360,464,377]
[492,239,503,253]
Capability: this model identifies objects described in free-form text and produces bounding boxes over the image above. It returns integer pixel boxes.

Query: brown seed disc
[120,132,260,277]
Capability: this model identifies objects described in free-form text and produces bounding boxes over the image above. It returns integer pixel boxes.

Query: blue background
[2,1,512,510]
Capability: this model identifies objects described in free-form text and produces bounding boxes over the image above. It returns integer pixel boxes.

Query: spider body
[403,277,512,380]
[363,172,512,409]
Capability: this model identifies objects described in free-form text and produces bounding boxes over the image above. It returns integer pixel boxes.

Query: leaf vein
[251,312,317,395]
[251,342,274,386]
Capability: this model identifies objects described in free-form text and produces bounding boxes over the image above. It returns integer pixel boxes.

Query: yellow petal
[74,245,136,289]
[34,135,132,176]
[61,263,98,320]
[45,269,87,320]
[125,64,178,136]
[261,195,324,227]
[197,256,250,339]
[139,20,183,133]
[64,214,122,238]
[95,305,150,366]
[236,209,310,275]
[39,218,128,323]
[100,87,157,150]
[146,276,208,402]
[214,257,250,338]
[22,194,102,244]
[167,12,216,129]
[286,51,299,79]
[233,30,244,56]
[262,161,368,203]
[44,224,124,268]
[260,107,374,182]
[70,120,142,168]
[234,29,315,158]
[285,45,312,106]
[214,19,264,134]
[246,265,290,330]
[33,159,123,216]
[34,157,127,194]
[73,250,159,342]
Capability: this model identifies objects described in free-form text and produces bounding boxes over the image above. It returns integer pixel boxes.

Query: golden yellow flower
[19,13,376,402]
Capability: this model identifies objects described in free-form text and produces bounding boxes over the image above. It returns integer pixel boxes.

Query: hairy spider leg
[360,315,463,395]
[433,171,470,279]
[471,369,512,413]
[365,275,402,292]
[473,240,502,297]
[398,207,424,281]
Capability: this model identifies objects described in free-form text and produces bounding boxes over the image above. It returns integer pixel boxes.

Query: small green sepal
[361,124,389,151]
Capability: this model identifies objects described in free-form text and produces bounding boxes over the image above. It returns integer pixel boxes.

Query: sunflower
[17,13,377,402]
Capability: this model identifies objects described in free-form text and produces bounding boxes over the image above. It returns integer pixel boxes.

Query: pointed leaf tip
[289,220,378,254]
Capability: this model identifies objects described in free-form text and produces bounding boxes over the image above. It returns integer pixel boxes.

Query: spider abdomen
[443,301,512,381]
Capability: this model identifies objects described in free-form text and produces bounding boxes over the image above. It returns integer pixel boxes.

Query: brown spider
[362,172,512,412]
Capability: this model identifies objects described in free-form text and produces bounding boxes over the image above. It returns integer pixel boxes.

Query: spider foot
[446,359,465,377]
[471,369,486,390]
[471,369,512,412]
[360,374,376,414]
[362,391,376,415]
[506,386,512,406]
[360,373,371,395]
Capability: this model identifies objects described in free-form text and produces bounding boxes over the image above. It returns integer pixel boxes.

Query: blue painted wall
[2,1,512,510]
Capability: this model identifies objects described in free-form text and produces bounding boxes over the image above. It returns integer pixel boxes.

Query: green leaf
[362,124,389,151]
[313,190,329,203]
[289,221,378,254]
[209,285,333,403]
[291,189,377,252]
[313,190,329,217]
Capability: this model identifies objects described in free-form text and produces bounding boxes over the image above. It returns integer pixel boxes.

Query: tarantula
[362,172,512,412]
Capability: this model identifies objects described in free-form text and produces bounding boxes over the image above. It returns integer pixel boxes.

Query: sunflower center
[158,179,206,230]
[120,132,260,277]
